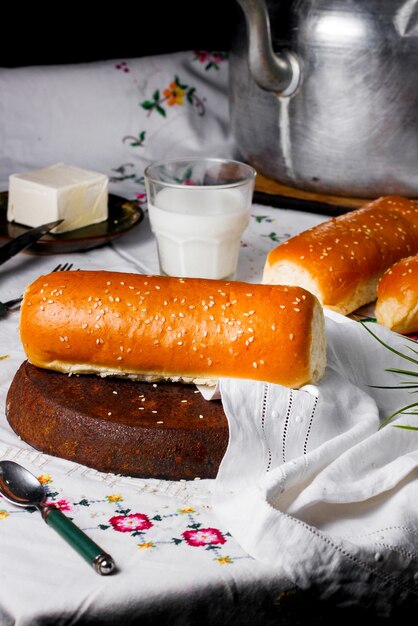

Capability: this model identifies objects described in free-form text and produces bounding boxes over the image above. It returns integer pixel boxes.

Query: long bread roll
[263,196,418,315]
[20,271,326,389]
[375,255,418,334]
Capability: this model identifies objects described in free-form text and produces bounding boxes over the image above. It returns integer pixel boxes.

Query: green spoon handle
[41,506,115,575]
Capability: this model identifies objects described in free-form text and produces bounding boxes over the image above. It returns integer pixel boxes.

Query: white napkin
[215,311,418,616]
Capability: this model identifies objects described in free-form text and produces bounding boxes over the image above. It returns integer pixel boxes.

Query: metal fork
[0,263,74,317]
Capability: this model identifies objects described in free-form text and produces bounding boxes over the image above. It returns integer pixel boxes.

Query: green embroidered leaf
[172,538,182,545]
[153,89,160,102]
[152,515,162,521]
[99,524,110,530]
[46,491,59,499]
[174,75,188,90]
[118,508,131,516]
[76,499,90,507]
[132,530,145,537]
[187,523,201,530]
[141,100,155,110]
[156,105,166,117]
[139,130,146,142]
[255,215,269,223]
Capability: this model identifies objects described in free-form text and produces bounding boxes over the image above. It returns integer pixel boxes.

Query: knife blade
[0,219,64,266]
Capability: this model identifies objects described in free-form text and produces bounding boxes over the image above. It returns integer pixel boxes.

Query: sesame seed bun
[19,271,326,389]
[375,254,418,334]
[263,196,418,315]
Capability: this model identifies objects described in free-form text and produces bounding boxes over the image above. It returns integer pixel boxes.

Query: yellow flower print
[106,494,124,503]
[163,82,186,106]
[178,507,195,514]
[138,541,155,550]
[37,474,52,485]
[0,510,9,520]
[214,556,233,565]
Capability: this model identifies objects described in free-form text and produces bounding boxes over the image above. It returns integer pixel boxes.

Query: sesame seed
[113,391,118,394]
[289,333,294,340]
[294,308,300,312]
[253,362,258,368]
[81,323,88,329]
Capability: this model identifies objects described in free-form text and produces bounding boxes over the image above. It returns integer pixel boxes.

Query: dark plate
[0,192,144,254]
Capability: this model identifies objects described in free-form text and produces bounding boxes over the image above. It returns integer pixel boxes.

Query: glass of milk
[144,157,256,279]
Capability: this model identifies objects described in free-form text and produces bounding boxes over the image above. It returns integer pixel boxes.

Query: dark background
[0,2,237,67]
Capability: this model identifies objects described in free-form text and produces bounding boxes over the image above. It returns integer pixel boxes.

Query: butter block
[7,163,108,233]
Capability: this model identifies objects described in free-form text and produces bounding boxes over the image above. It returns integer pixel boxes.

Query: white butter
[7,163,108,233]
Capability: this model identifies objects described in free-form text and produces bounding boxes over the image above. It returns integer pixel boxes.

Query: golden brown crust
[20,271,326,388]
[375,255,418,334]
[263,196,418,315]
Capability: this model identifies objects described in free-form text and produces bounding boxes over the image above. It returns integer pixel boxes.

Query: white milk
[148,187,249,279]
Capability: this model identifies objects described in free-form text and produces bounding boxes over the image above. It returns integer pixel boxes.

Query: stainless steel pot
[231,0,418,197]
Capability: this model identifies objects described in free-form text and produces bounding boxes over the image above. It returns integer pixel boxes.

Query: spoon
[0,460,116,575]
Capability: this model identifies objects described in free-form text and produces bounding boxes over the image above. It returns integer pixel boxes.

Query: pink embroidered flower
[182,527,226,547]
[46,499,71,512]
[135,192,147,203]
[195,50,209,63]
[115,61,129,73]
[109,513,153,533]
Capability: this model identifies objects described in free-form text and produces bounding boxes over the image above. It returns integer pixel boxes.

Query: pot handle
[236,0,300,96]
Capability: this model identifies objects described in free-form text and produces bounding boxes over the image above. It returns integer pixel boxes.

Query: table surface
[0,200,340,625]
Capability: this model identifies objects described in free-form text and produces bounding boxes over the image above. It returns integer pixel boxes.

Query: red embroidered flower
[46,499,71,512]
[182,527,226,547]
[109,513,153,533]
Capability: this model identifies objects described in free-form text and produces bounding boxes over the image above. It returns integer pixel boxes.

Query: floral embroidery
[109,513,153,534]
[123,131,146,148]
[254,215,274,224]
[163,81,186,107]
[7,471,248,565]
[106,494,124,503]
[193,50,228,71]
[214,556,233,565]
[182,527,227,547]
[115,61,130,73]
[178,507,195,515]
[46,498,71,512]
[138,541,156,550]
[38,473,52,485]
[141,76,205,118]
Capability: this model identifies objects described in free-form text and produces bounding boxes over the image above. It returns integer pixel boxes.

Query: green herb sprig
[360,322,418,431]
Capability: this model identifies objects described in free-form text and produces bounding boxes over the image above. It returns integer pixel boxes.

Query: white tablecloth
[1,52,418,624]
